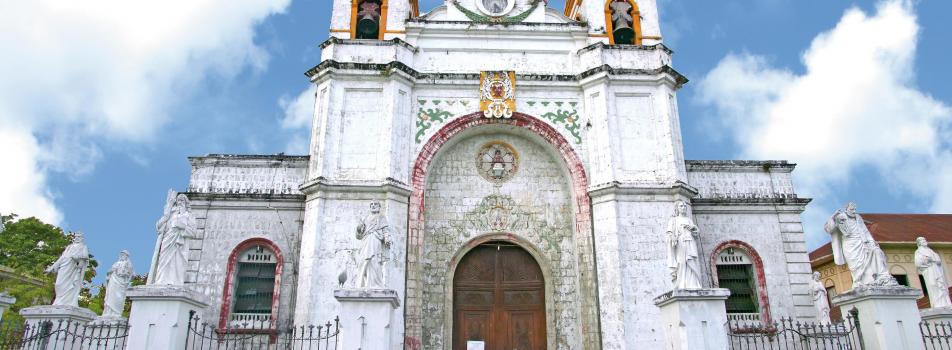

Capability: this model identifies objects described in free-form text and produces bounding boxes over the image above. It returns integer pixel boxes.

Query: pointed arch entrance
[453,241,546,350]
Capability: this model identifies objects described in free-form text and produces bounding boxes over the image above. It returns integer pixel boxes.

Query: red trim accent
[710,240,772,325]
[218,238,284,331]
[405,112,591,349]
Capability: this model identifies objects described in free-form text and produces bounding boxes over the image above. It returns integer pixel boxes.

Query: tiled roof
[809,214,952,263]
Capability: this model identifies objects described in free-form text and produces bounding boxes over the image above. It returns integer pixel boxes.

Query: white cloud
[0,0,290,223]
[279,85,315,154]
[696,0,952,246]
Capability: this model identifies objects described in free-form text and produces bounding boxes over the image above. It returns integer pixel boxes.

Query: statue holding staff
[151,191,196,285]
[46,233,90,307]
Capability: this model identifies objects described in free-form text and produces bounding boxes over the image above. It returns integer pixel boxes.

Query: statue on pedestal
[103,251,134,318]
[354,201,393,289]
[151,191,196,285]
[666,200,703,290]
[824,202,897,288]
[811,271,832,324]
[916,237,952,308]
[46,233,90,306]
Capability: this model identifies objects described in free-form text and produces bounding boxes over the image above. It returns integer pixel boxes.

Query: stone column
[0,293,15,322]
[653,289,731,350]
[126,285,208,350]
[335,289,400,350]
[832,286,925,350]
[20,305,97,327]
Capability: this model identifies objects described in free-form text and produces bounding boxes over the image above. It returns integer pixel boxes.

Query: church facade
[172,0,817,348]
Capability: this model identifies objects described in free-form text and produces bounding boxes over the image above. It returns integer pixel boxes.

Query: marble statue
[811,272,832,324]
[355,201,393,289]
[152,191,196,285]
[46,232,90,307]
[916,237,952,308]
[103,251,134,318]
[666,200,703,290]
[824,202,897,288]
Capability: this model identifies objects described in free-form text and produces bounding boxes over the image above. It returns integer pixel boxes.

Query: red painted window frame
[710,240,772,325]
[218,237,284,331]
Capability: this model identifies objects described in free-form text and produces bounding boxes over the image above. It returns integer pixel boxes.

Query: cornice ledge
[588,180,698,199]
[299,177,412,197]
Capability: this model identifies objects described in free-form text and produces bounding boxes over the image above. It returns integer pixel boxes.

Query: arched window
[605,0,642,45]
[219,238,284,330]
[711,241,771,325]
[351,0,387,40]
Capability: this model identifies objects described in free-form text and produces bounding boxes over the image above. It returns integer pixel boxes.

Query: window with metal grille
[717,264,759,314]
[232,247,277,315]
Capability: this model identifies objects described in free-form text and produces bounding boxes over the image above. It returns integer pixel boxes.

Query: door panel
[453,243,546,350]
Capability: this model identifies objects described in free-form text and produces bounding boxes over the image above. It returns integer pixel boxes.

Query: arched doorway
[453,241,546,350]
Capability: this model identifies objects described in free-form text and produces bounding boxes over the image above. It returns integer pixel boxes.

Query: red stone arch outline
[710,240,772,325]
[405,112,592,349]
[218,237,285,331]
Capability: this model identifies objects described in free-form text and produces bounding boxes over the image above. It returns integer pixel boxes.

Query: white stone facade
[167,1,815,349]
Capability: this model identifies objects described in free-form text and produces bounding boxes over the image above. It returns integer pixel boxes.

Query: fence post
[126,285,208,350]
[832,286,924,350]
[653,288,732,350]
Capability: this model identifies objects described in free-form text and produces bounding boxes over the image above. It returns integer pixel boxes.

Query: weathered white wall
[183,155,308,328]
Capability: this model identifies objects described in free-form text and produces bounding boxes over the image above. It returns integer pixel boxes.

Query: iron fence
[0,318,129,350]
[922,320,952,349]
[728,308,864,350]
[184,312,338,350]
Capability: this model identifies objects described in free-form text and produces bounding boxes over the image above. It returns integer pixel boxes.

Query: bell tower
[565,0,663,45]
[329,0,418,40]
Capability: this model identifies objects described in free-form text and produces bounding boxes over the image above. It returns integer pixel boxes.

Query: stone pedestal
[126,285,208,350]
[335,289,400,350]
[832,286,924,350]
[20,305,97,327]
[653,288,731,350]
[0,293,15,322]
[921,306,952,323]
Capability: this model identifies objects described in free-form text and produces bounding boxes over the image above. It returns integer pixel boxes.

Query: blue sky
[1,0,949,283]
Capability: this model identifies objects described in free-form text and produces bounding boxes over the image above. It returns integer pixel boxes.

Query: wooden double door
[453,242,546,350]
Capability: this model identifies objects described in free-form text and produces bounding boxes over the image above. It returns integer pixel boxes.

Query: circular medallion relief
[476,142,519,183]
[475,0,515,17]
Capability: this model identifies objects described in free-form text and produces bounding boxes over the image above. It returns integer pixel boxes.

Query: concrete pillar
[832,286,925,350]
[20,305,97,350]
[0,293,15,322]
[126,285,208,350]
[653,289,732,350]
[335,289,400,350]
[921,306,952,323]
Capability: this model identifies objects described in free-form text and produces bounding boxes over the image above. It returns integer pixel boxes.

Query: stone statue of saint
[103,251,134,318]
[45,232,90,307]
[666,200,703,290]
[152,191,196,285]
[811,272,832,324]
[916,237,952,308]
[824,202,897,288]
[355,201,393,289]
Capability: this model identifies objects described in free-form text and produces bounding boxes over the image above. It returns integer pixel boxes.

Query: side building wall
[182,155,308,329]
[686,160,816,322]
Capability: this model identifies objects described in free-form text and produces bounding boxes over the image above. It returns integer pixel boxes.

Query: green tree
[0,214,98,322]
